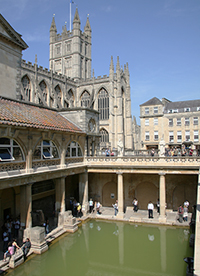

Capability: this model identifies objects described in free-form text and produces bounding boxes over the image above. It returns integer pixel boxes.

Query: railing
[85,155,200,169]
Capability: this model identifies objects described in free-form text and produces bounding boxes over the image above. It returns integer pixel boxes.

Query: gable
[0,14,28,50]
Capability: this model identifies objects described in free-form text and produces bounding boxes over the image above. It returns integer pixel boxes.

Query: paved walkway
[89,207,192,227]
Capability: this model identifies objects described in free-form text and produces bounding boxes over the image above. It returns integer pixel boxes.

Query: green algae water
[7,220,193,276]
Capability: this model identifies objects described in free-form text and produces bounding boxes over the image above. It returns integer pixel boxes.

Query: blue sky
[1,0,200,124]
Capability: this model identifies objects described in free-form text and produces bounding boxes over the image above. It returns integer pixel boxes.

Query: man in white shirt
[148,201,154,218]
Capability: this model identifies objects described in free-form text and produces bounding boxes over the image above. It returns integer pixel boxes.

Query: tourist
[3,242,14,262]
[157,199,160,213]
[178,204,183,223]
[183,205,188,222]
[184,200,189,209]
[151,148,155,157]
[3,228,9,253]
[96,201,101,214]
[89,198,94,213]
[77,203,82,217]
[12,238,20,253]
[132,198,138,212]
[14,217,20,238]
[6,219,12,242]
[112,200,118,216]
[22,238,31,257]
[148,201,154,219]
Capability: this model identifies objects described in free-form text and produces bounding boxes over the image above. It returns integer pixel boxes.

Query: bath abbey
[0,8,200,273]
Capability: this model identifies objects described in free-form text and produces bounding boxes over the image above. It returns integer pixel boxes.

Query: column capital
[159,171,166,176]
[116,171,123,175]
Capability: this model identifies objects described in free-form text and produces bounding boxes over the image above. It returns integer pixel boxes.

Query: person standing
[183,205,188,222]
[96,201,101,214]
[157,199,160,214]
[148,201,154,218]
[89,198,94,213]
[132,198,138,212]
[112,200,118,216]
[178,204,184,223]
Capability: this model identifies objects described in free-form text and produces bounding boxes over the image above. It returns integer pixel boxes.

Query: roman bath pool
[7,220,193,276]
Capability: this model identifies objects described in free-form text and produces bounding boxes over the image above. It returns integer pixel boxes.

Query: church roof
[0,98,84,134]
[0,14,28,50]
[140,97,163,106]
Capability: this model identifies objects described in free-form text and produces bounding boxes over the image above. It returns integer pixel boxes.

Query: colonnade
[20,170,168,230]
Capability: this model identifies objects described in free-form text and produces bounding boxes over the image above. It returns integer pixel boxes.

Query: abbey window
[98,89,109,120]
[81,91,90,108]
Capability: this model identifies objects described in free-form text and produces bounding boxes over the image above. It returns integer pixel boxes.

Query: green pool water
[7,220,193,276]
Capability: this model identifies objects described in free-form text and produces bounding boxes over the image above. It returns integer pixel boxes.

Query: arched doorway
[102,182,117,206]
[135,182,158,210]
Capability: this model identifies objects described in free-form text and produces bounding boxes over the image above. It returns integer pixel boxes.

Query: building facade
[140,97,200,155]
[0,10,133,155]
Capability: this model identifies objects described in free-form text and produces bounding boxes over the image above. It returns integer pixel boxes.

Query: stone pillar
[20,184,33,230]
[26,184,32,229]
[159,172,166,223]
[117,172,124,218]
[79,172,89,215]
[55,177,66,214]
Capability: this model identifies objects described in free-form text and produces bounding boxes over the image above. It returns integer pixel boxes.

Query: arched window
[39,80,48,103]
[66,141,83,157]
[68,90,74,107]
[55,85,61,108]
[33,140,59,160]
[100,129,109,143]
[22,75,31,101]
[98,88,109,120]
[0,138,24,162]
[81,91,90,108]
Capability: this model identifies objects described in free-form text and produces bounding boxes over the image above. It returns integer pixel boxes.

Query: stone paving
[90,207,192,227]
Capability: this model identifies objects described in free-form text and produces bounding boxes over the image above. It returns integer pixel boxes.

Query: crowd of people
[2,215,32,263]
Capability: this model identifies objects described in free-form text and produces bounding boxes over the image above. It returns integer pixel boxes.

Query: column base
[117,212,125,219]
[159,215,167,223]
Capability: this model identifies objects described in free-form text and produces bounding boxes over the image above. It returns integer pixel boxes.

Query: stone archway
[135,182,158,210]
[172,183,196,212]
[102,182,117,206]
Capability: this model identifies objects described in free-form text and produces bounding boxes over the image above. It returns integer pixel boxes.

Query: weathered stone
[9,249,24,269]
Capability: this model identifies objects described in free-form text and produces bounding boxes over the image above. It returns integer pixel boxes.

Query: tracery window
[33,140,59,160]
[22,75,31,101]
[100,129,109,143]
[98,89,109,120]
[81,91,90,108]
[0,138,24,162]
[66,141,83,157]
[39,81,48,103]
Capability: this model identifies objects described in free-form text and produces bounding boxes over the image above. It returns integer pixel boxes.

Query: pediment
[0,14,28,50]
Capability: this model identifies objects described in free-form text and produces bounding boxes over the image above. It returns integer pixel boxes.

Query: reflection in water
[8,221,193,276]
[148,234,155,241]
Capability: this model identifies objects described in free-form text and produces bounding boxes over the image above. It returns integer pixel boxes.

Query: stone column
[26,184,32,229]
[159,172,166,223]
[55,177,66,214]
[79,172,89,215]
[117,172,124,218]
